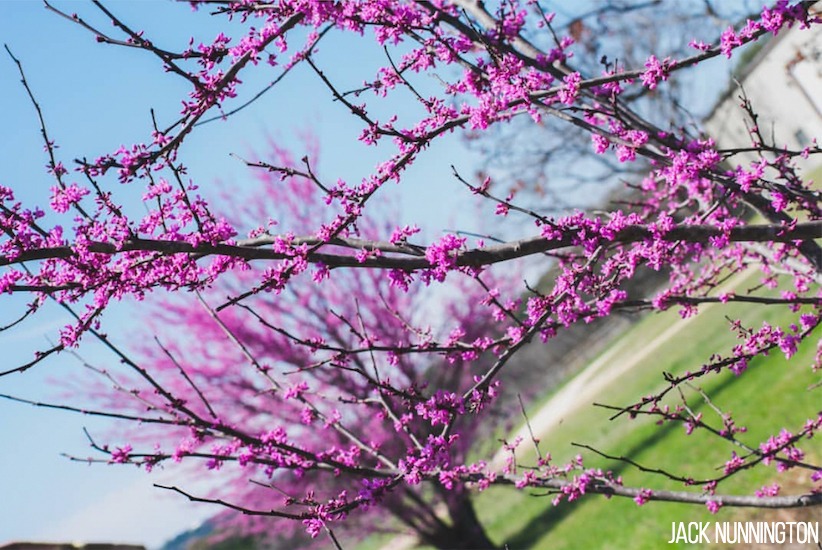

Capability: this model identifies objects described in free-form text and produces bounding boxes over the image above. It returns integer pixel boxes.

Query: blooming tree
[1,1,821,548]
[71,135,513,548]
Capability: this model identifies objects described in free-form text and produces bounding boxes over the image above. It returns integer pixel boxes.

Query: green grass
[807,164,822,188]
[474,273,821,549]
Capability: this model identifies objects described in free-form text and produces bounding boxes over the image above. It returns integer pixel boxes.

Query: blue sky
[0,1,486,547]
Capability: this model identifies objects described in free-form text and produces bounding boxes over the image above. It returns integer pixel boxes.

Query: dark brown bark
[420,491,498,550]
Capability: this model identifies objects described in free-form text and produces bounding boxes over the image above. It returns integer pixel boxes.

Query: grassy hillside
[473,273,820,549]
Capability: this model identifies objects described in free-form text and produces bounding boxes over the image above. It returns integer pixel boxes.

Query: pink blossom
[557,72,581,105]
[705,500,722,514]
[49,183,89,213]
[109,445,133,464]
[633,488,653,506]
[720,27,742,58]
[424,234,465,282]
[640,55,673,90]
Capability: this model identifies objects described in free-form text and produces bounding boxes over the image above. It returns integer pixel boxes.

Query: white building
[705,21,822,172]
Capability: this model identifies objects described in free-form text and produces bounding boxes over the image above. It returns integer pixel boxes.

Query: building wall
[705,24,822,172]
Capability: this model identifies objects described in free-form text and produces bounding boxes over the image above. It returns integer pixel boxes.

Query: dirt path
[489,301,706,469]
[490,270,747,469]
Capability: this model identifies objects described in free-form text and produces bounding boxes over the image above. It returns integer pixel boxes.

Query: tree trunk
[387,486,498,549]
[421,491,498,550]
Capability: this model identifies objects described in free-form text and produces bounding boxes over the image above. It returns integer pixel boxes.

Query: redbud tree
[1,1,820,548]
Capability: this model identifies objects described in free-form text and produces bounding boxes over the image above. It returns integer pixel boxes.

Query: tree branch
[3,221,818,273]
